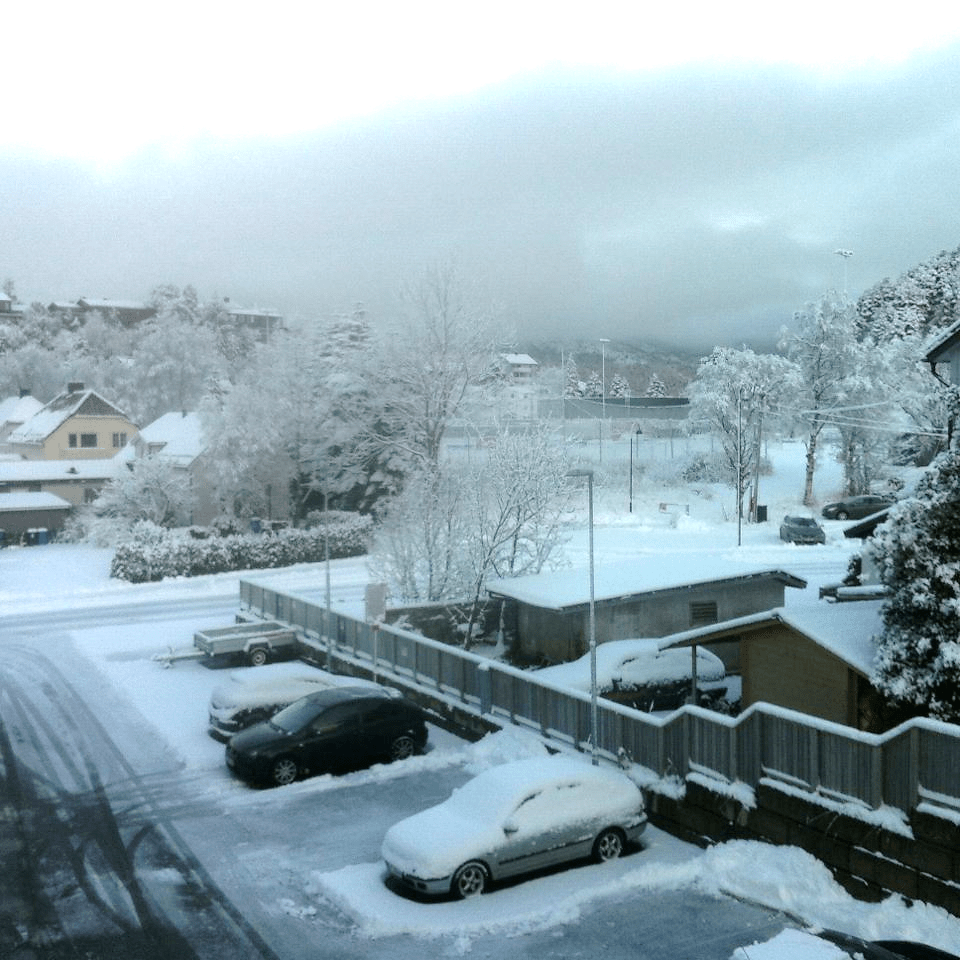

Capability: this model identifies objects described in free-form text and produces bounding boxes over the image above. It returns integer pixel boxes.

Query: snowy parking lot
[2,442,959,957]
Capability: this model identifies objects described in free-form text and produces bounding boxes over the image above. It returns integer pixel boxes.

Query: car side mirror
[503,820,519,835]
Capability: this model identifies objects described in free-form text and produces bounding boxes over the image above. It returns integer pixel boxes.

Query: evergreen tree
[645,373,666,398]
[585,371,602,399]
[872,450,960,722]
[609,373,630,398]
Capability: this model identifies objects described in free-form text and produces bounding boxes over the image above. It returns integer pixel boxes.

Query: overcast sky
[5,3,960,350]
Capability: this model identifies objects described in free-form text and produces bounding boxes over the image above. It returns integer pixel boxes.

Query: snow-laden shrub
[109,514,373,582]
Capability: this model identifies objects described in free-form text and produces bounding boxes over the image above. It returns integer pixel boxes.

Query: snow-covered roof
[121,411,205,465]
[0,458,123,483]
[486,559,806,609]
[501,353,538,366]
[0,394,44,427]
[660,600,886,678]
[77,297,153,312]
[0,491,72,512]
[7,388,131,444]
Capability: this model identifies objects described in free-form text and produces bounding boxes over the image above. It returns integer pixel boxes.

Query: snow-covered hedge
[110,515,372,582]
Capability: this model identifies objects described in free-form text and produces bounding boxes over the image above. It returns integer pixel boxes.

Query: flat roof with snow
[486,558,806,610]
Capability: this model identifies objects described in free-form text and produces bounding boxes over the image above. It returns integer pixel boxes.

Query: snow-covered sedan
[208,662,376,739]
[381,755,646,899]
[532,638,727,711]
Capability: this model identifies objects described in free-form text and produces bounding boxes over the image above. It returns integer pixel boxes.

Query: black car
[779,515,826,544]
[821,494,895,521]
[225,685,428,787]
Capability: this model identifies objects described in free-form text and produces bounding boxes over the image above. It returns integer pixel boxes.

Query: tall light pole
[599,338,610,418]
[566,468,598,765]
[599,338,610,466]
[834,248,853,296]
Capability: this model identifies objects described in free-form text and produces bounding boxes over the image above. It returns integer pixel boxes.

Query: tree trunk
[803,429,819,506]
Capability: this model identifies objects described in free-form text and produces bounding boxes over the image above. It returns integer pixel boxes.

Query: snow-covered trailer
[155,620,299,667]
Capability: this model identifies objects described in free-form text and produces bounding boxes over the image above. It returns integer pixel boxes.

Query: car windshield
[270,696,327,733]
[792,517,817,526]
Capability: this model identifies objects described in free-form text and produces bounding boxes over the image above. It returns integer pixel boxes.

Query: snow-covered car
[381,755,647,898]
[208,662,375,739]
[225,685,428,787]
[821,494,895,521]
[779,515,826,544]
[532,638,726,711]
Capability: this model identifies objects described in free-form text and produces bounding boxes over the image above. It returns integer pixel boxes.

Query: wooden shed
[486,560,806,665]
[660,600,894,731]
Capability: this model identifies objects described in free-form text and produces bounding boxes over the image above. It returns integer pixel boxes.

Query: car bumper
[383,861,453,896]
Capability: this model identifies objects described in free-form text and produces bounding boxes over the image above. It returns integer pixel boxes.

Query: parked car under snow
[381,755,647,899]
[532,638,727,711]
[208,662,377,740]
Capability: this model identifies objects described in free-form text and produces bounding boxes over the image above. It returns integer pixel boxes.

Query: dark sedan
[779,515,826,544]
[821,494,895,521]
[225,685,428,787]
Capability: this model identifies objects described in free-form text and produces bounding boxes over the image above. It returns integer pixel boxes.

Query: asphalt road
[0,598,795,960]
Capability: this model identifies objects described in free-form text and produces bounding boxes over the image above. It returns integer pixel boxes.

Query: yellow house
[5,383,138,461]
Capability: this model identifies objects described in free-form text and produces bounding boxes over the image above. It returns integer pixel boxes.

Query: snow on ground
[4,439,960,954]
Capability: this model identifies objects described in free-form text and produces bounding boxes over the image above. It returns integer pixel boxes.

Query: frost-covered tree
[608,373,630,398]
[364,265,502,472]
[371,423,571,644]
[871,450,960,722]
[585,371,602,399]
[370,466,470,604]
[563,355,582,397]
[857,245,960,341]
[645,373,666,398]
[689,347,799,519]
[89,458,191,531]
[781,294,863,505]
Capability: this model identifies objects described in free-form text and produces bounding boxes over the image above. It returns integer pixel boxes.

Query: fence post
[477,662,491,716]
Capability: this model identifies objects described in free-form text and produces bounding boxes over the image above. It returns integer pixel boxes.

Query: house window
[80,433,97,448]
[68,433,78,448]
[112,432,127,448]
[83,487,98,504]
[689,601,718,627]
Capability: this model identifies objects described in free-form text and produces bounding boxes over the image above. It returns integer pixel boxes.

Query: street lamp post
[834,248,853,296]
[566,468,598,765]
[599,338,610,419]
[629,426,642,512]
[599,338,610,466]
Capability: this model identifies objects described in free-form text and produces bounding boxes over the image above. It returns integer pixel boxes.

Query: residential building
[49,298,157,327]
[118,411,217,524]
[4,383,138,461]
[0,392,44,442]
[0,458,122,506]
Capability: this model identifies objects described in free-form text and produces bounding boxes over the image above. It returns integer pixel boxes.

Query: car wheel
[389,734,416,761]
[592,828,625,863]
[451,861,487,899]
[248,647,269,667]
[836,511,849,521]
[271,757,298,786]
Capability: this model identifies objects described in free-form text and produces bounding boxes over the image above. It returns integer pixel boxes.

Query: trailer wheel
[248,647,269,667]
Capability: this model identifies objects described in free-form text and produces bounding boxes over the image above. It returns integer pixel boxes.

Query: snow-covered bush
[110,514,373,582]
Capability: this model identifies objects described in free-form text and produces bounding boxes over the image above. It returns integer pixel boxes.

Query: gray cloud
[4,49,960,350]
